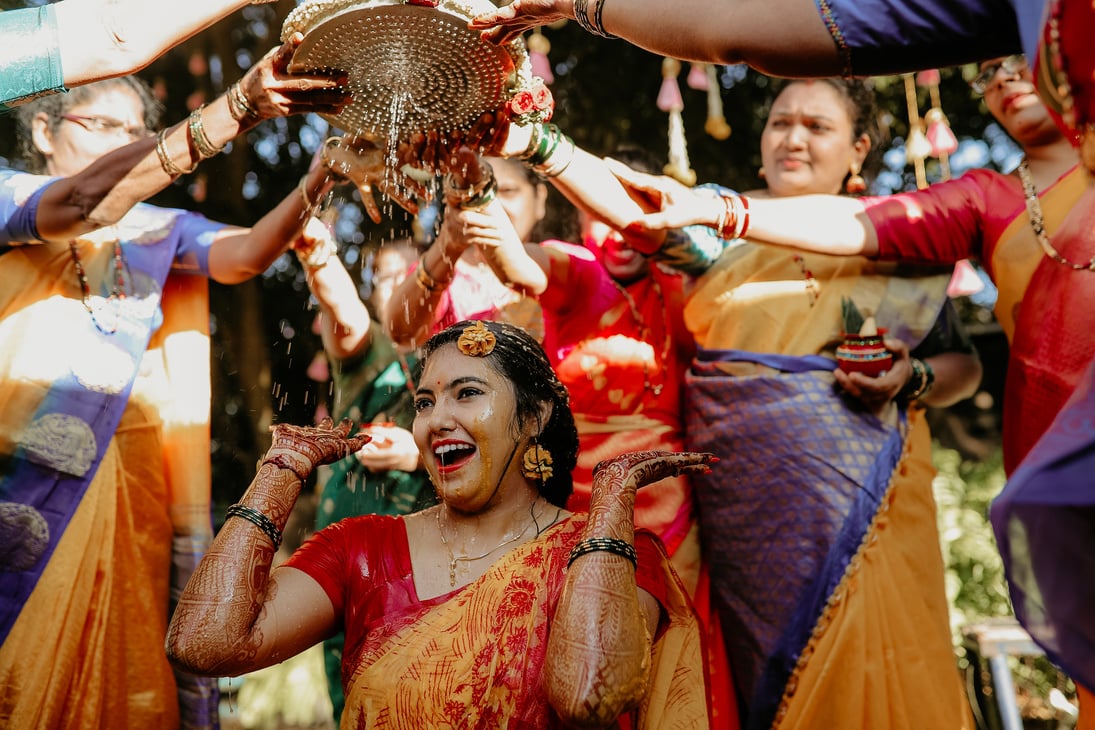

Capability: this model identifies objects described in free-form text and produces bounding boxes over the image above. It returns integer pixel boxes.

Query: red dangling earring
[845,162,866,194]
[758,166,766,180]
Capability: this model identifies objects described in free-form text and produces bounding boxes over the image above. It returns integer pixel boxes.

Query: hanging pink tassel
[916,69,941,87]
[687,63,709,90]
[527,30,554,85]
[925,108,958,156]
[657,58,683,112]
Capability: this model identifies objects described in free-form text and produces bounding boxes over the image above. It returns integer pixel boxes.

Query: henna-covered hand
[586,450,714,540]
[543,449,716,726]
[265,417,371,479]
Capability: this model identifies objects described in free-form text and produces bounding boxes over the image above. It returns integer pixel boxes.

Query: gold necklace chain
[436,501,538,587]
[1017,160,1095,272]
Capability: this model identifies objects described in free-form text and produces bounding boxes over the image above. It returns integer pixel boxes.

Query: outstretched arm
[470,0,842,74]
[545,450,715,726]
[167,419,370,677]
[296,218,373,362]
[55,0,252,88]
[606,162,882,257]
[34,34,348,245]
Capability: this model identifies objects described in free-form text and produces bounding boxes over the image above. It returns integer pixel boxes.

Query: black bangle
[567,536,637,570]
[225,504,283,550]
[901,358,935,402]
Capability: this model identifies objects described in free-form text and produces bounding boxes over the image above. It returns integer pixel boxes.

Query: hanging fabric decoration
[903,73,930,189]
[918,69,958,181]
[527,28,554,84]
[687,63,709,90]
[704,64,731,140]
[657,58,697,185]
[657,58,684,112]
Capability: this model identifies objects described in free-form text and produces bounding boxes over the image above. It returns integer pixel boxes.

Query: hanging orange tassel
[704,64,731,140]
[527,29,554,84]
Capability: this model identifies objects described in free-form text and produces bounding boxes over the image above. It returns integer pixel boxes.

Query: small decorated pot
[836,326,892,378]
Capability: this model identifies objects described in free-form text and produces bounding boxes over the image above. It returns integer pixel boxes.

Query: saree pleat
[0,198,220,727]
[0,400,179,728]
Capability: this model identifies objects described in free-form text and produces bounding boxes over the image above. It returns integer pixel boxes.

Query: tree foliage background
[2,1,1058,714]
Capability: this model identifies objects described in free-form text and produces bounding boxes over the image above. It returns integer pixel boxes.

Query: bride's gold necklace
[436,500,539,587]
[1018,159,1095,272]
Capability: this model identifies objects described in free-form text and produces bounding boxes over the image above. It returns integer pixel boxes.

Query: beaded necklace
[792,254,821,306]
[610,275,672,397]
[1017,160,1095,271]
[69,239,130,334]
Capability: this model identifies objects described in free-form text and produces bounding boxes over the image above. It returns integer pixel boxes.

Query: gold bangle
[226,82,257,122]
[414,253,449,294]
[444,162,498,210]
[188,106,225,160]
[155,128,196,177]
[298,174,322,218]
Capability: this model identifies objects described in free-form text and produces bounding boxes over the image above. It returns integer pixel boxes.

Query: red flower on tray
[506,79,554,124]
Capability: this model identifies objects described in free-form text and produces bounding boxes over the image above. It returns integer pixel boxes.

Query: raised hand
[321,136,420,222]
[265,417,371,480]
[587,450,714,539]
[354,424,421,473]
[238,33,350,120]
[469,0,576,46]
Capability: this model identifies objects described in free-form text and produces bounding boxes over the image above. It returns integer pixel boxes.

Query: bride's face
[413,344,529,513]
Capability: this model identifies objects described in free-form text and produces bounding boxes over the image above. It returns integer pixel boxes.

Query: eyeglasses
[970,55,1027,95]
[60,114,151,140]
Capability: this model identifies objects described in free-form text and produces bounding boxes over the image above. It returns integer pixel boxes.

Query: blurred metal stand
[963,619,1043,730]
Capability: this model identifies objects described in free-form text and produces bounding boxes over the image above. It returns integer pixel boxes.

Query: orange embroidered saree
[285,513,710,729]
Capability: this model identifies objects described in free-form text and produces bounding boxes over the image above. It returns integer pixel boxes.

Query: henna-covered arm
[166,419,370,677]
[544,450,714,727]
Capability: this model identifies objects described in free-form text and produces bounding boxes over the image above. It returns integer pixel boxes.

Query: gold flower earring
[522,441,554,482]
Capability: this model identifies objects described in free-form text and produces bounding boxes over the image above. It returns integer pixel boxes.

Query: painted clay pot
[836,331,893,377]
